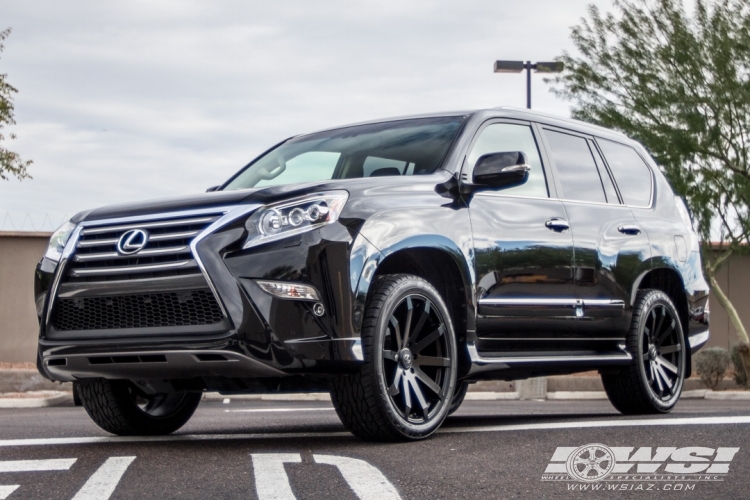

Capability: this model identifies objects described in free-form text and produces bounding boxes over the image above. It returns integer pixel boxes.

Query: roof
[293,107,633,145]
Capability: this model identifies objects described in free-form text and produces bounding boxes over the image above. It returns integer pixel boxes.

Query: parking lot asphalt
[0,398,748,499]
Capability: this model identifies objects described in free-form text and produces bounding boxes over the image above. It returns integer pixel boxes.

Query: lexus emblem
[117,229,149,255]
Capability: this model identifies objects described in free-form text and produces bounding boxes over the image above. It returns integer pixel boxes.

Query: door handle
[545,218,570,232]
[618,225,641,235]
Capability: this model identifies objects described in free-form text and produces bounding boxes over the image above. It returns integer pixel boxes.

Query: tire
[602,289,686,414]
[448,381,469,416]
[77,379,201,435]
[331,274,457,441]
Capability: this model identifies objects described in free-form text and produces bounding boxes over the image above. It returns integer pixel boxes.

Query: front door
[465,121,576,353]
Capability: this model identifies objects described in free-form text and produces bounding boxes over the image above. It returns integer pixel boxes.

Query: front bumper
[37,204,364,382]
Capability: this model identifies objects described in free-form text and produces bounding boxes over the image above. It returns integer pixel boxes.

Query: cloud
[0,0,591,230]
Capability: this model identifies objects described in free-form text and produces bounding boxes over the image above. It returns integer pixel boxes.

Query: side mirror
[472,151,531,189]
[206,186,220,192]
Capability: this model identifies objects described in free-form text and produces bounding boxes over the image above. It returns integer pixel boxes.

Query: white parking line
[251,453,301,500]
[0,415,746,447]
[442,416,750,434]
[0,485,19,500]
[251,454,402,500]
[314,454,402,500]
[71,457,135,500]
[226,408,335,413]
[0,458,76,472]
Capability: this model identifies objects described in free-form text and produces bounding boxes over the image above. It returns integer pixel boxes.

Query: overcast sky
[1,0,597,231]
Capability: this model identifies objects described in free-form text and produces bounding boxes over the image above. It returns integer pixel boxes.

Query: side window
[467,123,548,198]
[543,130,606,204]
[255,151,341,187]
[588,140,621,204]
[597,139,653,207]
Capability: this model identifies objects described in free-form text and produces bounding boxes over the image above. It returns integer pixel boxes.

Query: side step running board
[466,342,632,375]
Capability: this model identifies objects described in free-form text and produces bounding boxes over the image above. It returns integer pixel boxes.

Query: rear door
[540,127,650,341]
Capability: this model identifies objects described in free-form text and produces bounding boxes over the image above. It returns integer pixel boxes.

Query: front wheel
[77,379,201,435]
[448,381,470,416]
[602,289,686,414]
[331,274,457,441]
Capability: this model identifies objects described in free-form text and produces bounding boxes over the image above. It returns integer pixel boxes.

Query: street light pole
[494,60,564,109]
[526,61,531,109]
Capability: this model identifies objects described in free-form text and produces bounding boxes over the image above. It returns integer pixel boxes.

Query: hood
[71,173,451,224]
[71,189,259,223]
[70,179,374,223]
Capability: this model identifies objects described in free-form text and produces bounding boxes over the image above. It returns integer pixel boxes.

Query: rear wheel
[77,379,201,435]
[331,274,457,441]
[602,289,686,414]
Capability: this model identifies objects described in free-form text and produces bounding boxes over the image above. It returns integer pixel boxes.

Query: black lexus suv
[34,108,710,441]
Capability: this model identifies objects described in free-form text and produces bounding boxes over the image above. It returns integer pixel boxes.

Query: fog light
[313,303,325,316]
[255,280,321,301]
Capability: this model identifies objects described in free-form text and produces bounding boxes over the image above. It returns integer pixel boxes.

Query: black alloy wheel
[602,289,686,414]
[640,303,683,399]
[77,378,202,435]
[331,274,457,441]
[382,293,453,423]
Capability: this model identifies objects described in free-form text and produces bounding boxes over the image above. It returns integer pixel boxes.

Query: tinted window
[544,130,606,203]
[224,117,464,190]
[597,139,653,206]
[588,140,621,204]
[467,123,547,198]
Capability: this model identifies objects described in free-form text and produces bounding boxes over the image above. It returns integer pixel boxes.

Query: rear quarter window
[597,139,653,207]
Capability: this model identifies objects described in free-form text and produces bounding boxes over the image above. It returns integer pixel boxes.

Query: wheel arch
[367,243,474,377]
[634,267,692,377]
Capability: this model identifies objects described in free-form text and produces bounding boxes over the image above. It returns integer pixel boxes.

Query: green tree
[0,27,31,181]
[549,0,750,345]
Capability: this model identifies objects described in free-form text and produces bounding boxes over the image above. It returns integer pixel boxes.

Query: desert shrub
[694,347,730,390]
[731,345,748,387]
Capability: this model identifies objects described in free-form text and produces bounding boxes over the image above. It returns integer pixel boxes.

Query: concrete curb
[0,391,72,408]
[2,388,748,406]
[465,392,520,401]
[705,390,750,400]
[546,391,607,400]
[203,393,332,402]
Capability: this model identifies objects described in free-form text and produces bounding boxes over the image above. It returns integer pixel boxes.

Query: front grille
[65,214,222,283]
[52,290,224,331]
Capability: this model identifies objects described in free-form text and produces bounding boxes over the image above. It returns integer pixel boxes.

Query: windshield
[223,116,465,190]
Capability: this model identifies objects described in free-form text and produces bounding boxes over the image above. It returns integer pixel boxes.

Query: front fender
[350,205,475,334]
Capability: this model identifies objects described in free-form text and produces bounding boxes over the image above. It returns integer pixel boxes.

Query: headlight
[244,191,348,249]
[45,221,77,262]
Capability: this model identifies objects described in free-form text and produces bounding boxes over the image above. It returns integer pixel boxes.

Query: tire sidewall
[368,277,457,438]
[634,291,686,412]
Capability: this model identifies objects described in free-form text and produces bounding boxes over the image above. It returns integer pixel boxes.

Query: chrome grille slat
[78,238,118,248]
[70,260,198,277]
[63,213,224,284]
[149,230,201,241]
[74,246,190,262]
[81,216,219,235]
